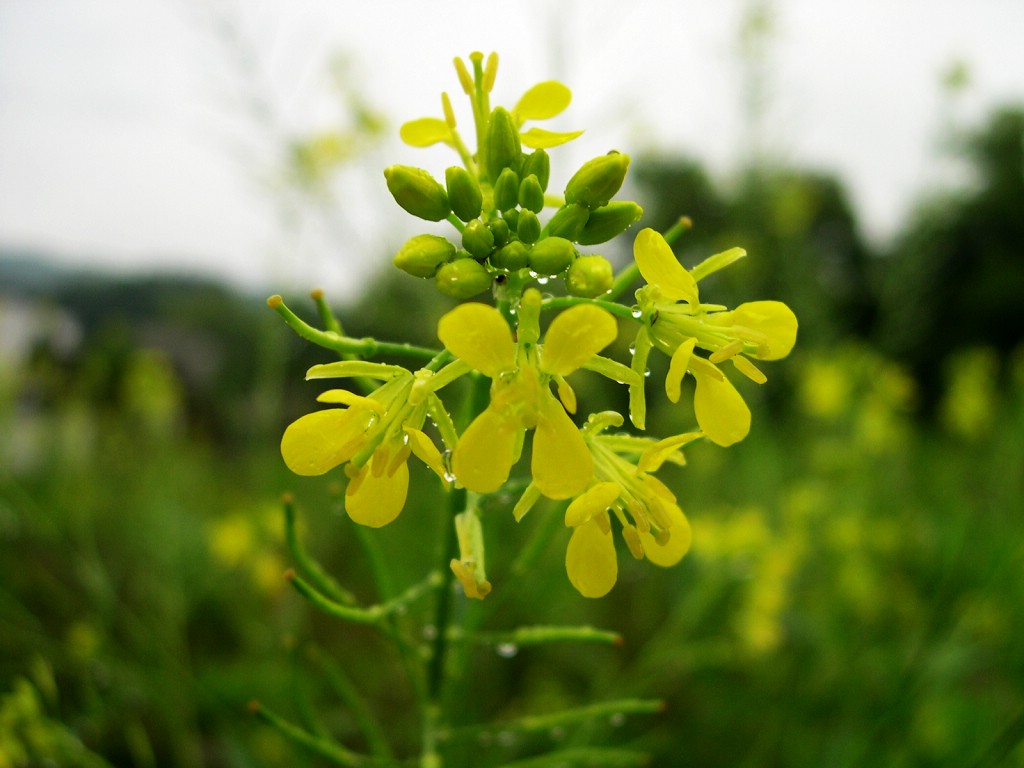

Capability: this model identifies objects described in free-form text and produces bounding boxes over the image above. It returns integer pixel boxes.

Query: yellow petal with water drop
[541,305,618,377]
[566,517,618,598]
[633,228,699,305]
[639,503,692,567]
[532,395,592,500]
[452,406,519,494]
[438,304,517,377]
[280,409,372,476]
[345,460,408,528]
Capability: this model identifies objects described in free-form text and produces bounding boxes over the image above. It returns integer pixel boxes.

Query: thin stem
[285,569,441,627]
[451,625,622,648]
[283,495,358,606]
[268,295,440,360]
[541,295,637,321]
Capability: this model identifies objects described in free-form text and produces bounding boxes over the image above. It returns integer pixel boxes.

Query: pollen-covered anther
[732,355,768,384]
[709,339,746,364]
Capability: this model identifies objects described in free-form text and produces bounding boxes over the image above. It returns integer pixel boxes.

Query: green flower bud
[517,209,541,244]
[384,165,451,222]
[446,166,483,222]
[521,149,551,191]
[518,174,545,214]
[393,234,456,278]
[502,208,520,232]
[563,151,630,210]
[576,201,644,245]
[492,240,530,271]
[487,217,510,248]
[566,254,614,297]
[529,236,576,275]
[545,203,590,241]
[483,107,521,181]
[462,219,495,260]
[435,258,492,298]
[493,167,520,212]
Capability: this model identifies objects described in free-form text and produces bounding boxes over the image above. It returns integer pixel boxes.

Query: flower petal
[665,338,696,403]
[691,358,751,447]
[404,426,449,485]
[452,406,519,493]
[399,117,452,147]
[566,517,618,598]
[519,127,584,149]
[513,80,572,121]
[438,304,517,377]
[541,305,618,377]
[532,395,592,500]
[637,431,702,473]
[633,228,699,305]
[280,409,371,476]
[639,503,692,567]
[629,327,652,430]
[565,482,621,527]
[712,301,798,360]
[345,459,408,528]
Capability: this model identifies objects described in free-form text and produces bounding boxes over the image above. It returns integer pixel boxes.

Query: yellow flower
[438,289,618,500]
[630,228,797,446]
[280,362,450,528]
[515,411,698,598]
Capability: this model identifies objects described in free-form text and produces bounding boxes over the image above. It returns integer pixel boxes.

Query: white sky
[1,0,1022,297]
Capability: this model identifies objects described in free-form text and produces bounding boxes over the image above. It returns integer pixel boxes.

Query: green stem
[286,569,441,627]
[283,495,358,606]
[493,748,650,768]
[452,625,622,648]
[541,295,637,321]
[268,295,440,360]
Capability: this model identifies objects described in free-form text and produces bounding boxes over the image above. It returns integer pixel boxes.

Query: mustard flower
[515,411,698,597]
[437,289,618,500]
[280,361,451,528]
[630,228,797,446]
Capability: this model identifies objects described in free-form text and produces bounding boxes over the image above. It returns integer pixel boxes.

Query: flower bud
[566,254,614,297]
[384,165,451,221]
[564,151,630,209]
[521,149,551,191]
[487,217,510,248]
[576,201,644,245]
[545,203,590,241]
[445,166,483,222]
[483,107,521,181]
[393,234,456,278]
[435,258,492,298]
[529,236,576,275]
[461,219,495,259]
[493,167,520,213]
[502,208,520,232]
[518,174,545,214]
[517,209,541,244]
[492,240,530,271]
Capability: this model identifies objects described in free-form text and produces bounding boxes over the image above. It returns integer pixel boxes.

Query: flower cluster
[276,52,797,598]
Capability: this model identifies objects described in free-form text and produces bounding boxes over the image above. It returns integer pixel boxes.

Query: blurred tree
[875,106,1024,408]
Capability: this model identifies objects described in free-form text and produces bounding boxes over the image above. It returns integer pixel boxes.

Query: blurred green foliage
[1,103,1023,766]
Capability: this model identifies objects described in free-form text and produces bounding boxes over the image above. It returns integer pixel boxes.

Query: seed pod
[435,258,492,298]
[545,203,590,242]
[393,234,456,278]
[567,254,614,297]
[492,241,530,271]
[446,166,483,222]
[462,219,495,260]
[576,201,644,245]
[517,210,541,244]
[483,107,521,181]
[384,165,451,221]
[564,152,630,210]
[521,149,551,191]
[528,236,576,275]
[493,167,520,212]
[518,174,545,214]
